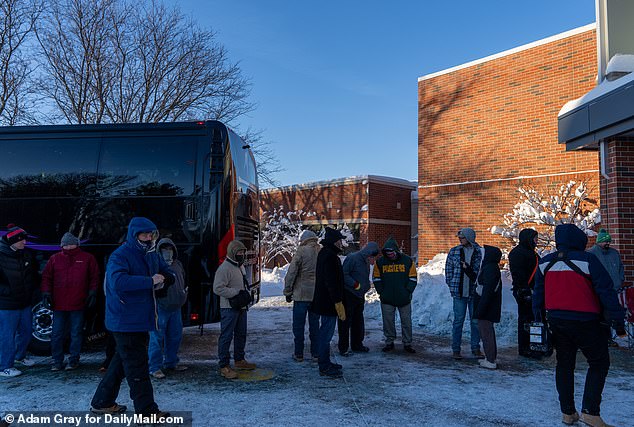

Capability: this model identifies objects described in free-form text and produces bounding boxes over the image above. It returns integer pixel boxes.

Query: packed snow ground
[2,257,633,427]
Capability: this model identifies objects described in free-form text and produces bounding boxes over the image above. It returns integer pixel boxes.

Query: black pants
[337,293,366,353]
[91,332,158,414]
[515,296,534,355]
[100,331,117,369]
[549,318,610,416]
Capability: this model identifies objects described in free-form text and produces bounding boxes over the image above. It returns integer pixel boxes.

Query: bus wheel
[29,302,53,355]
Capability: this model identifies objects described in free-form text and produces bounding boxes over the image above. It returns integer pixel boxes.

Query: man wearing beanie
[445,227,484,360]
[588,229,625,292]
[0,225,39,377]
[41,232,99,371]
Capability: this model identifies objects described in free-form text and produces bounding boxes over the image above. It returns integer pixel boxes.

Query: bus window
[228,130,258,193]
[0,139,99,197]
[98,137,197,196]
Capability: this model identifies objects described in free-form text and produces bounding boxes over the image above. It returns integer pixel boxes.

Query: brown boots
[234,359,257,370]
[579,413,614,427]
[562,412,579,425]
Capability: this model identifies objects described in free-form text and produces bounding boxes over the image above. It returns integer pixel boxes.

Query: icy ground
[2,258,633,427]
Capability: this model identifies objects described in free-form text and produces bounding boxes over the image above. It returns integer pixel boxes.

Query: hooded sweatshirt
[342,242,379,298]
[533,224,625,322]
[105,217,175,332]
[587,244,624,291]
[372,238,417,307]
[157,238,188,311]
[445,228,482,299]
[213,240,249,309]
[283,230,320,302]
[508,228,539,293]
[474,246,503,323]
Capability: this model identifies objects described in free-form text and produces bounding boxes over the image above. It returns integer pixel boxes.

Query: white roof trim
[262,175,417,193]
[418,23,596,82]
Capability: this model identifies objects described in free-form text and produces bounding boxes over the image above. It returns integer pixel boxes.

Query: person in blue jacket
[91,217,175,417]
[533,224,626,427]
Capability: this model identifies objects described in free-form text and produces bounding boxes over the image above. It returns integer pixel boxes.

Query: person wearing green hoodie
[372,238,417,353]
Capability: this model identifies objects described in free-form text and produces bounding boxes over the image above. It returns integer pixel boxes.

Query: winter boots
[382,343,395,352]
[404,345,416,354]
[234,359,257,370]
[562,412,580,425]
[472,349,485,359]
[219,366,238,379]
[579,413,614,427]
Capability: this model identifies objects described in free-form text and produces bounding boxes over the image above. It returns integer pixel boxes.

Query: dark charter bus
[0,121,260,354]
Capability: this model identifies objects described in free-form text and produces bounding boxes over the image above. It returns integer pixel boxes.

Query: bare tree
[239,127,284,188]
[0,0,41,125]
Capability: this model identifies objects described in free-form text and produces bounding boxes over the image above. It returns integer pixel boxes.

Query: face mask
[234,254,245,265]
[334,240,343,250]
[161,248,174,264]
[137,239,155,251]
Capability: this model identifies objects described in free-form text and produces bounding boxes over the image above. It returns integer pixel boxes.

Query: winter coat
[41,248,99,311]
[311,240,344,317]
[213,240,249,309]
[474,246,503,323]
[283,231,320,302]
[157,238,188,311]
[588,244,625,291]
[445,242,483,299]
[508,229,539,300]
[105,217,175,332]
[0,241,39,310]
[342,242,379,299]
[372,238,417,307]
[533,224,625,322]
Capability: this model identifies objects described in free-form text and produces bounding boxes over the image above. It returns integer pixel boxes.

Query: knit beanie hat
[596,228,612,243]
[2,225,27,245]
[60,232,80,247]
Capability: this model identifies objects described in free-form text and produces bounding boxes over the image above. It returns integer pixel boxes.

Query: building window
[327,201,332,209]
[396,201,401,209]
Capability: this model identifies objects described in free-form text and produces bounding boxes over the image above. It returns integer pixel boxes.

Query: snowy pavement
[2,260,633,427]
[2,300,633,427]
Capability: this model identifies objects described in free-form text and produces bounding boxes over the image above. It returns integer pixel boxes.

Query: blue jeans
[148,307,183,373]
[452,297,481,353]
[292,301,319,357]
[218,308,247,368]
[51,310,84,365]
[0,307,32,370]
[317,315,337,371]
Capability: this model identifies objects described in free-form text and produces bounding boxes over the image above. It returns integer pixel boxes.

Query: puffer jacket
[343,242,379,299]
[283,231,320,302]
[533,224,625,322]
[213,240,249,309]
[0,241,39,310]
[157,238,188,311]
[41,247,99,311]
[105,217,175,332]
[372,238,417,307]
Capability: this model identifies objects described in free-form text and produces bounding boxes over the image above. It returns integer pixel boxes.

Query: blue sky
[178,0,595,187]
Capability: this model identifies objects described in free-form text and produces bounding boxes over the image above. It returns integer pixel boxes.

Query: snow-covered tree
[490,181,600,254]
[261,207,356,266]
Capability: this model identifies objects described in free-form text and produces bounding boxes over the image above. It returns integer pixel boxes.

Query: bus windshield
[228,129,258,193]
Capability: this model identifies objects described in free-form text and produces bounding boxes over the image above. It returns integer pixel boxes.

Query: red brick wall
[600,137,634,285]
[418,29,600,263]
[260,178,415,257]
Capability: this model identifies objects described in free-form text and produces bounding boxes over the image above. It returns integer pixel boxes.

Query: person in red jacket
[41,232,99,371]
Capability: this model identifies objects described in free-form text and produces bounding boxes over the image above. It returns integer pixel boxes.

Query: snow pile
[262,253,521,346]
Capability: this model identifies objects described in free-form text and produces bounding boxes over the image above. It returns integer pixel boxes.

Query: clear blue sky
[178,0,595,187]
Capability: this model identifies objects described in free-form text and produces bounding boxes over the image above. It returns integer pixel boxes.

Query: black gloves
[86,290,97,309]
[515,288,532,303]
[42,292,52,308]
[285,294,293,303]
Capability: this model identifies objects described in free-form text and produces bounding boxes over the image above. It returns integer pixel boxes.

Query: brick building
[418,24,600,263]
[260,175,417,262]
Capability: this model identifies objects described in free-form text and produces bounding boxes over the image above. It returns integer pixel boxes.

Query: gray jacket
[213,240,249,309]
[156,238,188,311]
[342,242,379,298]
[588,244,625,290]
[283,231,321,302]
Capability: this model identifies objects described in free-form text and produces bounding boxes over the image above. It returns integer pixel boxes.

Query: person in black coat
[508,228,541,358]
[474,245,502,369]
[0,225,40,377]
[310,227,347,378]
